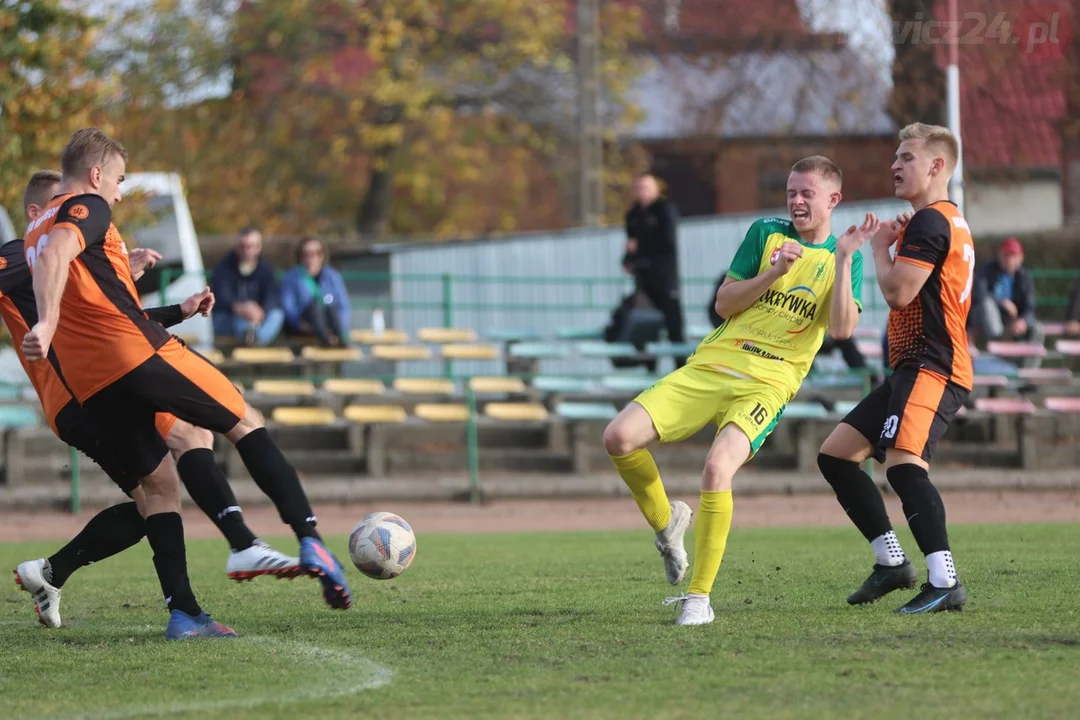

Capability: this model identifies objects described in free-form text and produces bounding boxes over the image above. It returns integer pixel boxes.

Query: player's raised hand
[836,212,880,257]
[180,286,215,319]
[895,211,914,227]
[128,248,162,280]
[22,321,55,362]
[870,217,903,253]
[771,241,803,276]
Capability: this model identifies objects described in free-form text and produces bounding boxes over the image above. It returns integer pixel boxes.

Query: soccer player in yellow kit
[603,156,877,625]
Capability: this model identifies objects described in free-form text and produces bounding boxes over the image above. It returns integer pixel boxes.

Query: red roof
[937,0,1072,171]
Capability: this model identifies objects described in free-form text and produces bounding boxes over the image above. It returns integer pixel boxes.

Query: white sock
[926,551,957,588]
[870,531,906,566]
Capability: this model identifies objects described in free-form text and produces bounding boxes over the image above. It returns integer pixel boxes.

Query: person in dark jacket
[281,236,350,346]
[972,237,1043,359]
[624,173,686,366]
[211,227,284,346]
[1064,277,1080,336]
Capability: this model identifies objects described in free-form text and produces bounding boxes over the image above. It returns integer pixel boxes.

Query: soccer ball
[348,511,417,579]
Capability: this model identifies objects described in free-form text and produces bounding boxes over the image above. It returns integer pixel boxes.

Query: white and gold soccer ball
[348,512,417,579]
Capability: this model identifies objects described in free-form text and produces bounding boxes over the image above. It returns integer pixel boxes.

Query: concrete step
[386,447,570,473]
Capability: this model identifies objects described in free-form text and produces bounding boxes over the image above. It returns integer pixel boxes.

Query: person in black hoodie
[211,227,284,346]
[624,174,686,366]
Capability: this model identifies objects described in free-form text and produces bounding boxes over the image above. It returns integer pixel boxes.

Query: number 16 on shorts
[746,402,769,426]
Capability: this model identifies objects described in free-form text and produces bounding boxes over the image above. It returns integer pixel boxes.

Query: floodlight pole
[946,0,966,215]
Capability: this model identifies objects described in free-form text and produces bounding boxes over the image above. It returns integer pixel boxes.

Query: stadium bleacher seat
[414,403,469,422]
[532,376,597,394]
[1043,321,1065,337]
[1016,367,1073,385]
[486,328,542,342]
[685,324,713,339]
[300,346,364,362]
[372,344,433,361]
[232,347,295,364]
[508,342,570,359]
[972,374,1010,388]
[974,397,1037,414]
[418,327,478,344]
[343,404,408,423]
[576,341,637,358]
[645,341,699,357]
[1054,339,1080,356]
[252,379,317,396]
[271,406,337,426]
[851,326,882,340]
[855,341,883,358]
[323,378,386,396]
[440,343,500,359]
[557,326,603,340]
[201,348,226,365]
[782,402,829,420]
[393,377,456,396]
[987,341,1047,360]
[351,328,409,344]
[468,376,527,394]
[600,374,659,393]
[1044,396,1080,413]
[0,405,40,429]
[555,401,617,421]
[483,402,549,421]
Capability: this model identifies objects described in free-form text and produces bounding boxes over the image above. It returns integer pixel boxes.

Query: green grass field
[1,523,1077,719]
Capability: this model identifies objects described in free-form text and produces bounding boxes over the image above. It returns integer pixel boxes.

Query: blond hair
[899,122,959,174]
[60,128,128,177]
[790,155,842,189]
[23,170,62,213]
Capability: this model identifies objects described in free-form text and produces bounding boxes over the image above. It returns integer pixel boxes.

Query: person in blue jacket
[281,236,350,346]
[211,227,284,346]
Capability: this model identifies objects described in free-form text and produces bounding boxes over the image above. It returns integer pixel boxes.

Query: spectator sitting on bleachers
[972,237,1043,366]
[211,226,284,346]
[281,236,350,347]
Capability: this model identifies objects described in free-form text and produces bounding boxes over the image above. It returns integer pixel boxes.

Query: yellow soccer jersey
[689,217,863,396]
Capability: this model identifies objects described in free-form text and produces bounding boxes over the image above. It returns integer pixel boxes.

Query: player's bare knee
[138,462,182,513]
[603,403,657,456]
[820,423,873,463]
[224,403,265,445]
[166,421,213,456]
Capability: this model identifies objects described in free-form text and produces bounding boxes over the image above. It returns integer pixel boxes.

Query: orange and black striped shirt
[23,193,171,402]
[886,201,975,391]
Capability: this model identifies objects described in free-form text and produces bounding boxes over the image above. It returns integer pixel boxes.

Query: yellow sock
[610,449,671,531]
[687,490,734,596]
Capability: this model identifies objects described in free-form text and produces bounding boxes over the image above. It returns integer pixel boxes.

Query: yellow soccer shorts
[633,364,790,456]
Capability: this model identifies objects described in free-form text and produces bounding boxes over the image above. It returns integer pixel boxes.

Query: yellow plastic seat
[417,327,478,344]
[414,403,470,422]
[300,346,364,362]
[343,405,408,424]
[351,328,409,345]
[252,379,316,396]
[393,377,456,396]
[468,376,527,394]
[232,347,295,364]
[440,343,499,360]
[200,348,226,365]
[483,402,549,421]
[270,406,336,426]
[322,378,386,396]
[372,345,432,361]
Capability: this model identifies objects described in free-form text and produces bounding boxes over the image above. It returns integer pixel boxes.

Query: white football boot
[14,559,62,628]
[663,593,715,626]
[226,540,302,582]
[655,500,693,585]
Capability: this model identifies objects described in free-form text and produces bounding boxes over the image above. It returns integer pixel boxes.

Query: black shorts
[842,365,969,463]
[53,399,137,494]
[80,339,246,479]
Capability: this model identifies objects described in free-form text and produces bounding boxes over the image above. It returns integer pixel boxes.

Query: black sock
[47,502,145,588]
[818,453,894,542]
[177,448,257,552]
[235,428,320,541]
[144,512,202,617]
[886,463,950,555]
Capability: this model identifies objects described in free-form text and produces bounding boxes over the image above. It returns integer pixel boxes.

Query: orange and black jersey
[23,193,182,401]
[886,201,974,391]
[0,239,74,430]
[0,237,185,427]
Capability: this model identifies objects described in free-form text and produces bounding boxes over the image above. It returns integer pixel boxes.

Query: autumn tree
[0,1,113,230]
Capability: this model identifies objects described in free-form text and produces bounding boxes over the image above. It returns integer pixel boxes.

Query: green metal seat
[555,401,618,421]
[600,374,660,393]
[781,402,828,420]
[685,324,714,339]
[556,326,603,340]
[508,342,570,359]
[0,405,41,429]
[645,342,698,357]
[487,328,543,342]
[532,376,598,394]
[576,341,638,358]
